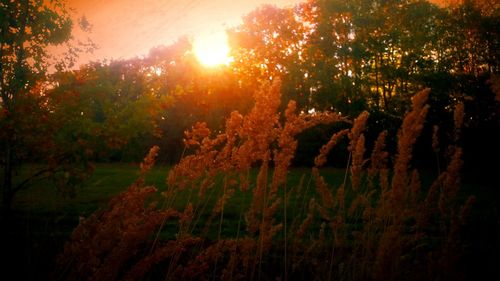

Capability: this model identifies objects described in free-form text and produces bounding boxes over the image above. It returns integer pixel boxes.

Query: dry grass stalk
[312,167,335,209]
[368,130,389,184]
[57,82,474,281]
[350,134,366,191]
[348,111,369,153]
[314,129,350,167]
[391,88,430,203]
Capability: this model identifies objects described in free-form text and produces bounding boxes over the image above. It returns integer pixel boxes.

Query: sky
[65,0,304,67]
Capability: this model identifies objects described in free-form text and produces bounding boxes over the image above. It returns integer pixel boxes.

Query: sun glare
[192,31,232,67]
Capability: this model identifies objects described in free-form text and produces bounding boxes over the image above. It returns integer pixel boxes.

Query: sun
[192,31,232,67]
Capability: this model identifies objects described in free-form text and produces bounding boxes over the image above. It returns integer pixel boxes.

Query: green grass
[2,164,498,281]
[1,163,171,281]
[7,164,497,240]
[13,163,169,215]
[8,164,489,238]
[3,164,345,253]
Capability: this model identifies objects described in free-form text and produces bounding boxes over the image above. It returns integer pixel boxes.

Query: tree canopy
[0,0,93,209]
[1,0,498,209]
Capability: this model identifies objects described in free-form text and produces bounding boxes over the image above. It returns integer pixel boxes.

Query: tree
[0,0,84,211]
[48,59,170,162]
[145,41,254,163]
[229,4,314,108]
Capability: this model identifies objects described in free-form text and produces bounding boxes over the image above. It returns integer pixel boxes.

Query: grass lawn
[12,163,167,215]
[1,163,498,281]
[0,163,346,280]
[1,163,166,281]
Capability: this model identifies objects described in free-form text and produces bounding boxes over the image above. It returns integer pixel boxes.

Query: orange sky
[65,0,304,67]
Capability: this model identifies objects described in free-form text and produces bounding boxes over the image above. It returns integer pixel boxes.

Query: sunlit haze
[192,31,232,67]
[65,0,304,68]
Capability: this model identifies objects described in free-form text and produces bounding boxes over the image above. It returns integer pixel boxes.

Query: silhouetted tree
[0,0,88,210]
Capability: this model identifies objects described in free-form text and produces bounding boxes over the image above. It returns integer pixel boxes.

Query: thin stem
[283,181,288,281]
[343,152,352,188]
[212,177,227,281]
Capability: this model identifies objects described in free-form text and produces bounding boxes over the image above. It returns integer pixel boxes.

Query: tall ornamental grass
[56,80,474,281]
